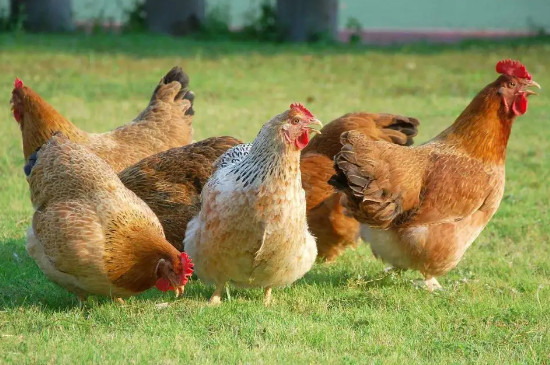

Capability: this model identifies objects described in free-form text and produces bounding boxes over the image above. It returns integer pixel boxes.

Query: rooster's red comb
[14,77,23,89]
[496,59,532,80]
[179,252,194,285]
[290,103,314,118]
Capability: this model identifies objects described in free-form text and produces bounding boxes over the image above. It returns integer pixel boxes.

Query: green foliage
[0,33,549,363]
[346,17,363,45]
[121,0,147,33]
[241,1,284,42]
[195,1,284,43]
[0,2,26,33]
[194,1,234,41]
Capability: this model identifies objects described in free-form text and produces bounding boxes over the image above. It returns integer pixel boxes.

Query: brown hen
[25,134,193,302]
[11,66,194,172]
[329,59,540,290]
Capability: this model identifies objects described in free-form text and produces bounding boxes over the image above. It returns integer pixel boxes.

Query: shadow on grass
[0,232,422,312]
[1,33,549,60]
[0,236,207,311]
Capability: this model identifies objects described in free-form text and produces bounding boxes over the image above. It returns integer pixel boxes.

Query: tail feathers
[378,115,420,146]
[24,148,40,177]
[152,66,195,116]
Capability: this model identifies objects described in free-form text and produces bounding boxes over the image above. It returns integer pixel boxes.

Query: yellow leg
[263,287,272,306]
[114,297,125,305]
[208,284,224,305]
[424,277,443,292]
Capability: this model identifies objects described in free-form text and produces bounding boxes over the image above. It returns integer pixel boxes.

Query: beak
[174,285,185,298]
[523,80,541,96]
[307,118,323,135]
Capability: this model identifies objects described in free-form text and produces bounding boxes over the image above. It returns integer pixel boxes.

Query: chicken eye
[290,118,300,125]
[508,81,516,88]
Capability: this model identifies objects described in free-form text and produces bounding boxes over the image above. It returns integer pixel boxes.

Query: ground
[0,34,549,364]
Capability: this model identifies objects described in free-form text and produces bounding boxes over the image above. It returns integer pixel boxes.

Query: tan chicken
[11,66,194,172]
[184,103,322,305]
[25,134,193,302]
[119,136,242,250]
[329,59,540,290]
[301,113,419,262]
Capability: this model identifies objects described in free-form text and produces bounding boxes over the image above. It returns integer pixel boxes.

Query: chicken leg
[209,284,224,305]
[263,287,272,306]
[424,277,443,292]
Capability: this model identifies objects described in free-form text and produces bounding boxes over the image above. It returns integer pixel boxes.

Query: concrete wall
[1,0,549,31]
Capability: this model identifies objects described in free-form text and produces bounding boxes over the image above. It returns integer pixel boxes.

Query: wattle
[295,130,310,150]
[155,277,172,292]
[13,108,21,122]
[512,94,528,116]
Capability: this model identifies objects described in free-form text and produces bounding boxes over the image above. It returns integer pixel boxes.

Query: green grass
[0,33,549,364]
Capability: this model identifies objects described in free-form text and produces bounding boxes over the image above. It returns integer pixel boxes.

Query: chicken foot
[209,284,224,305]
[413,276,443,292]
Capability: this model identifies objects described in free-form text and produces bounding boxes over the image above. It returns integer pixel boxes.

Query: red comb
[14,77,23,89]
[290,103,314,118]
[179,252,194,285]
[496,59,532,80]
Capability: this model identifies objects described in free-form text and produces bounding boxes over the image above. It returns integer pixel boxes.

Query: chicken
[301,113,419,262]
[184,103,322,305]
[329,59,540,291]
[11,66,195,172]
[25,134,193,302]
[119,136,242,251]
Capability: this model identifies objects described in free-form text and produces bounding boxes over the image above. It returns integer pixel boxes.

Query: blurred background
[1,0,549,44]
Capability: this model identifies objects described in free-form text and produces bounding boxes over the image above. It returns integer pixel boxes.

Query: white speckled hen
[184,103,322,305]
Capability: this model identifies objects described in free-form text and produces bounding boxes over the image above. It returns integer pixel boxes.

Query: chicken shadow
[0,234,409,311]
[296,260,409,291]
[0,236,232,309]
[0,237,92,311]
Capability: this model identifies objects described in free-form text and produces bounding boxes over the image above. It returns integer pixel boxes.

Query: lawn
[0,33,549,364]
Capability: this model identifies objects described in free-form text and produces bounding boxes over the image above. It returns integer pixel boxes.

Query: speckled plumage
[330,68,538,289]
[26,134,185,300]
[12,66,194,173]
[119,136,242,250]
[184,109,318,302]
[301,113,419,262]
[215,143,252,169]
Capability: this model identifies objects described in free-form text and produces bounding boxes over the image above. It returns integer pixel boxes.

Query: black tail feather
[383,116,420,146]
[153,66,195,116]
[24,148,40,177]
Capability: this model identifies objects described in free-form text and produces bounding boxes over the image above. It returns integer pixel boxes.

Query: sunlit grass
[0,33,549,364]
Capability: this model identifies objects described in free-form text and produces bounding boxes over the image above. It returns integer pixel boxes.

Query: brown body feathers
[26,134,188,300]
[119,136,242,250]
[330,60,539,289]
[301,113,419,262]
[11,66,195,172]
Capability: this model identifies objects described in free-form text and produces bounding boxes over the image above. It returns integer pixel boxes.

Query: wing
[331,131,503,229]
[214,143,252,170]
[330,130,426,229]
[31,200,105,279]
